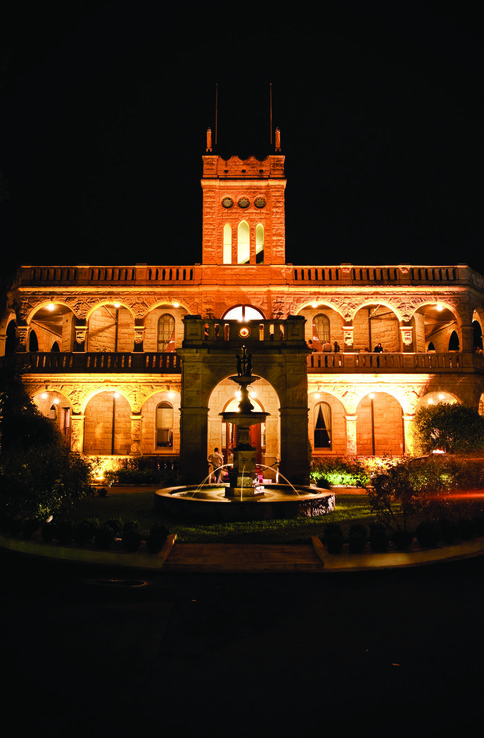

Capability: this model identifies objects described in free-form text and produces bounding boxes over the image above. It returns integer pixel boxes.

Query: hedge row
[321,516,484,554]
[0,513,169,554]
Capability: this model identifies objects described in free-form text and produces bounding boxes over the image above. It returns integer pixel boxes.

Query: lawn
[64,487,379,543]
[63,484,484,544]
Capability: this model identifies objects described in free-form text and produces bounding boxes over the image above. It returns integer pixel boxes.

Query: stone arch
[143,302,189,352]
[356,391,405,456]
[415,391,458,413]
[353,303,401,353]
[411,302,460,353]
[33,388,73,446]
[25,302,77,352]
[308,389,347,456]
[83,390,132,456]
[297,303,345,349]
[140,388,181,455]
[86,302,135,352]
[207,375,280,474]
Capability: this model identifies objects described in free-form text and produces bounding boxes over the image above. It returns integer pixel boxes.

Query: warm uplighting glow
[436,303,444,311]
[173,302,180,308]
[47,302,55,311]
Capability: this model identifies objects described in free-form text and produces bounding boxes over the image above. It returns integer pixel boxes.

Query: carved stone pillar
[400,322,414,352]
[17,326,28,352]
[343,324,354,351]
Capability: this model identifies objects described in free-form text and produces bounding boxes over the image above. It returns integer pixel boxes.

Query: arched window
[223,305,265,320]
[449,330,460,351]
[156,401,173,447]
[313,314,330,348]
[223,224,232,264]
[29,330,39,352]
[314,402,331,448]
[157,314,175,352]
[256,224,264,263]
[237,221,250,264]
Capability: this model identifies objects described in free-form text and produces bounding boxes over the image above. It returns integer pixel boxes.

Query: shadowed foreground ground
[2,549,483,731]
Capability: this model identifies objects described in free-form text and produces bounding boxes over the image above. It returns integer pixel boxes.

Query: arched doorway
[83,391,131,455]
[207,376,280,476]
[222,396,266,465]
[356,392,404,455]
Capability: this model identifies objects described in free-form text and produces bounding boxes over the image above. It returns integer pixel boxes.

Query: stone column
[70,414,85,454]
[402,413,416,455]
[279,406,310,484]
[130,414,142,455]
[345,414,358,455]
[179,406,209,483]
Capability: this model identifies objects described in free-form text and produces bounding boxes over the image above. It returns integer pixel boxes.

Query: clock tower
[201,128,286,266]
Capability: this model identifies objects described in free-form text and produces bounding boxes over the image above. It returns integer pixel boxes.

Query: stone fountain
[154,347,336,521]
[221,346,268,498]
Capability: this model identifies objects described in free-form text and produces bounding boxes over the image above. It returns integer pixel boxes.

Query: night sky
[1,12,483,281]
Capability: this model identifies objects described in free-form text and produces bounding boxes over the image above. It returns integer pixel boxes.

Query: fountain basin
[154,484,335,522]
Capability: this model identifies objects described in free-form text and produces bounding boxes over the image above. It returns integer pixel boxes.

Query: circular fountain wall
[154,484,335,522]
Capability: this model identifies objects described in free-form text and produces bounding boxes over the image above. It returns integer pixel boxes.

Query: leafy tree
[414,402,484,454]
[0,368,92,521]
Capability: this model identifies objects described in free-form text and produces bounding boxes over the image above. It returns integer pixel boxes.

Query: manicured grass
[63,486,484,543]
[64,487,377,543]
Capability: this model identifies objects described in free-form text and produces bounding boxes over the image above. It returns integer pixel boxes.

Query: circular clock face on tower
[238,197,250,208]
[254,196,266,208]
[222,197,234,208]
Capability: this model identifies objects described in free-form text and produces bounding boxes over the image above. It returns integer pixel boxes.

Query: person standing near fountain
[208,447,224,483]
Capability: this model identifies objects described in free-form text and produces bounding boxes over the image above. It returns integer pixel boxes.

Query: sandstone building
[2,131,484,484]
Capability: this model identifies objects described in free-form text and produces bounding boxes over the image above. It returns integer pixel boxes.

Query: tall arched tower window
[237,221,250,264]
[256,224,264,263]
[314,402,331,448]
[157,314,175,352]
[223,224,232,264]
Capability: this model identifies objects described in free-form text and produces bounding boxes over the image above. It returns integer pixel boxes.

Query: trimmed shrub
[438,519,459,545]
[74,518,99,546]
[104,517,124,537]
[473,516,484,537]
[22,518,40,539]
[369,524,388,552]
[325,533,344,554]
[391,529,414,550]
[41,521,57,543]
[348,533,367,553]
[416,520,442,548]
[55,520,75,545]
[122,521,142,552]
[94,522,115,549]
[349,523,367,540]
[323,522,343,541]
[458,518,476,541]
[146,523,169,554]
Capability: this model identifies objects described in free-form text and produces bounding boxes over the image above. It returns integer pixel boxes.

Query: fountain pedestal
[221,370,268,499]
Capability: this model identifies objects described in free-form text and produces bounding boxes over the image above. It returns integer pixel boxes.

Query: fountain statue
[221,346,268,498]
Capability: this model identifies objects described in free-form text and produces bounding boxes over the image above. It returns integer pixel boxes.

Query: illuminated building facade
[2,132,484,483]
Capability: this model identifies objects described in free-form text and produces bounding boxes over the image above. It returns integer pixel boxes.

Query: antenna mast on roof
[215,82,218,146]
[270,82,273,146]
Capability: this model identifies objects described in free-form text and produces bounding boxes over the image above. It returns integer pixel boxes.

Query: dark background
[1,10,483,279]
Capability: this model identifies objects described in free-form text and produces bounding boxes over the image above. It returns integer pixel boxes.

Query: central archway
[207,376,280,478]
